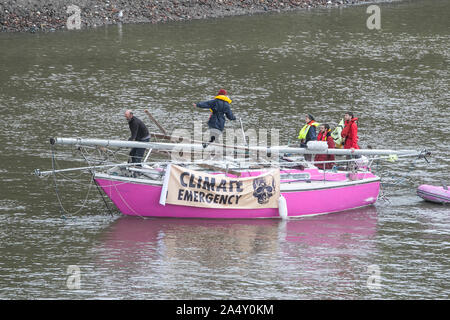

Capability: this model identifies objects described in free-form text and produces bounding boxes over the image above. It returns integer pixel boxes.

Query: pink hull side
[417,184,450,203]
[95,178,380,219]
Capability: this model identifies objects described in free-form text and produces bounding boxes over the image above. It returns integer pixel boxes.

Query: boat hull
[417,184,450,204]
[95,174,380,219]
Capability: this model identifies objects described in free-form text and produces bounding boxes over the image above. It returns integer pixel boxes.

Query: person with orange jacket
[314,124,335,170]
[341,112,360,150]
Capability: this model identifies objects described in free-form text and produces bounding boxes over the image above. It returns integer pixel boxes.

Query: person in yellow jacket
[297,114,319,161]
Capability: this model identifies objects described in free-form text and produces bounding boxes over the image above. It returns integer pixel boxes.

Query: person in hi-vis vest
[297,114,319,161]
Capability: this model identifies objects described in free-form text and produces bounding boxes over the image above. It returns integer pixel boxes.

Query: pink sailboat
[35,137,429,219]
[94,168,380,219]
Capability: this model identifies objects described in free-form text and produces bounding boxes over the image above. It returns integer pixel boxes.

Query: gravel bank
[1,0,376,33]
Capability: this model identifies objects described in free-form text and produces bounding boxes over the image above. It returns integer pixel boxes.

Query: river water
[0,0,449,299]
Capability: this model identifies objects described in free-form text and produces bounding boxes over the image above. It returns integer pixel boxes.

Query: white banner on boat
[160,164,280,209]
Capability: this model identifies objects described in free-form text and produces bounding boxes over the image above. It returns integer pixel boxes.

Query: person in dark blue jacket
[193,89,236,147]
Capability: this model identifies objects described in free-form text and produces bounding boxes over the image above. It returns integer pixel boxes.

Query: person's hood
[215,95,232,104]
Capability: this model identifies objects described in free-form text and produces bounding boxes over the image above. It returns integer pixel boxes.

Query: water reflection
[117,23,123,42]
[100,206,377,254]
[90,206,377,298]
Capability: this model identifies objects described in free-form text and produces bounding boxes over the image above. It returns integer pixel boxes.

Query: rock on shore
[1,0,372,33]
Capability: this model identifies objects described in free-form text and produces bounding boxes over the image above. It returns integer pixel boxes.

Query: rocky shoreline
[1,0,377,33]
